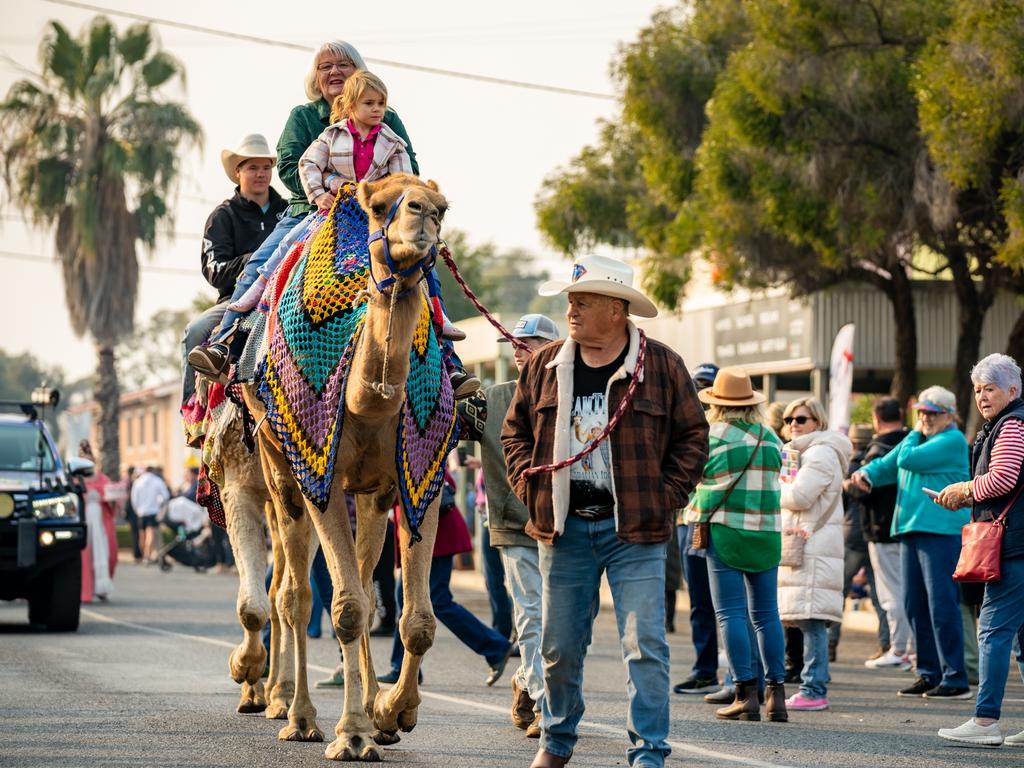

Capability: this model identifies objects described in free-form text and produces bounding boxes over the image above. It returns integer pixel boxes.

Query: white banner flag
[828,323,856,432]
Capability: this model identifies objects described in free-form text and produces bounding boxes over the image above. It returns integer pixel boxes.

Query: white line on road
[82,608,796,768]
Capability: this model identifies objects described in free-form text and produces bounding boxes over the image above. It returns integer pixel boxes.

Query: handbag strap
[707,425,764,517]
[990,481,1024,524]
[806,489,841,535]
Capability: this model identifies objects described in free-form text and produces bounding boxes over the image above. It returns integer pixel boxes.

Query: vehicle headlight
[32,493,79,521]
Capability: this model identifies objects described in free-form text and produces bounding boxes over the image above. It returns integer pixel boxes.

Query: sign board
[712,296,813,368]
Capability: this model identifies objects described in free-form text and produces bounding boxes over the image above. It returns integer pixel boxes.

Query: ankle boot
[715,679,761,721]
[765,682,789,723]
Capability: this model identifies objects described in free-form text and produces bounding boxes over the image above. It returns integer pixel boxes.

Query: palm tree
[0,17,202,478]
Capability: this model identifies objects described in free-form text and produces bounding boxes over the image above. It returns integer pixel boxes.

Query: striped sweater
[973,419,1024,500]
[684,420,783,531]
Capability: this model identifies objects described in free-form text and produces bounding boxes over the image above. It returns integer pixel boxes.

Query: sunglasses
[783,415,815,425]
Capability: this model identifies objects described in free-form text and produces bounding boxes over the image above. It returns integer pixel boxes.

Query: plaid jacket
[298,120,412,203]
[501,323,709,545]
[684,420,783,531]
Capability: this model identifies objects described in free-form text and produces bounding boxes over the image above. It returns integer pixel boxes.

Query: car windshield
[0,422,57,472]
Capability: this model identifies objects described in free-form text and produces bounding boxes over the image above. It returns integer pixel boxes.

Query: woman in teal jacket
[853,386,971,700]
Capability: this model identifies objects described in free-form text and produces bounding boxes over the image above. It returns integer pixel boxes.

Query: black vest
[971,398,1024,560]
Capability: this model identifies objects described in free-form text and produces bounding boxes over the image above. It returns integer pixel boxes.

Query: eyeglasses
[317,61,353,74]
[783,415,815,425]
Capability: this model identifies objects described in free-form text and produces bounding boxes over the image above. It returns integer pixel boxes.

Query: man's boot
[715,679,761,721]
[765,682,789,723]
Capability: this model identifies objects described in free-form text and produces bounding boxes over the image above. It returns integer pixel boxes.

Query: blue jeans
[901,532,967,688]
[678,525,718,679]
[540,515,670,768]
[706,539,785,684]
[213,213,308,342]
[389,554,511,672]
[180,301,227,403]
[501,545,544,707]
[482,525,513,639]
[794,619,830,698]
[975,556,1024,719]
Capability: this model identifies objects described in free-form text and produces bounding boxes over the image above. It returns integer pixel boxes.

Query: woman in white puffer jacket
[778,397,851,712]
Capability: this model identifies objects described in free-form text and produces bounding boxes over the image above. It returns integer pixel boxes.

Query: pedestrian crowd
[164,35,1024,767]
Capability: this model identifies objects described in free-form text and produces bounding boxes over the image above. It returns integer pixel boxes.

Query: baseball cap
[692,362,720,389]
[498,314,560,343]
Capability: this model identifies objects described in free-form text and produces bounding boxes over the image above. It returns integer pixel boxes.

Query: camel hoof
[278,719,324,742]
[397,708,418,733]
[237,680,267,714]
[325,734,382,762]
[371,729,400,746]
[265,701,290,720]
[229,645,267,685]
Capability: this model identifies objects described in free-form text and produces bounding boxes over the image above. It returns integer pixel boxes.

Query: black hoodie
[849,427,910,543]
[201,186,287,301]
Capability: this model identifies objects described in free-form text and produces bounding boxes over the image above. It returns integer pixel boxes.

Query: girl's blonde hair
[330,70,388,124]
[305,40,367,102]
[782,396,828,431]
[707,403,766,425]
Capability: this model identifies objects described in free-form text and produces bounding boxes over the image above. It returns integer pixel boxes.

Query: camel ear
[425,179,441,193]
[356,179,379,214]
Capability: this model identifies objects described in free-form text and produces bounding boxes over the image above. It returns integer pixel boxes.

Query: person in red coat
[79,441,118,603]
[378,469,514,685]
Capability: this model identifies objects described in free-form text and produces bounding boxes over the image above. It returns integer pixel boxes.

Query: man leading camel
[502,255,709,768]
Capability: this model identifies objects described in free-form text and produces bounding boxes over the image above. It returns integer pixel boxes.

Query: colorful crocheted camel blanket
[256,192,458,539]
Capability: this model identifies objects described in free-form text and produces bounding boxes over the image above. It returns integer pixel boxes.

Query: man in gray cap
[466,313,560,739]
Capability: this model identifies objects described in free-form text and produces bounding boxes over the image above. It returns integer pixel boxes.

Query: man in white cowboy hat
[502,255,710,768]
[180,134,287,403]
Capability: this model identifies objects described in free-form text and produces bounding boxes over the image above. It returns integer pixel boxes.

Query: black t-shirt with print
[568,344,628,511]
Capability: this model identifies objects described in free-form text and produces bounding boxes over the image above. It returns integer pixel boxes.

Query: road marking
[82,608,796,768]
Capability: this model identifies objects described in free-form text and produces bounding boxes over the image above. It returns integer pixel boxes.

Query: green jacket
[482,381,534,548]
[276,99,419,217]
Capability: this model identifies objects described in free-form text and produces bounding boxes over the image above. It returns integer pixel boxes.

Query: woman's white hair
[970,353,1022,395]
[304,40,367,102]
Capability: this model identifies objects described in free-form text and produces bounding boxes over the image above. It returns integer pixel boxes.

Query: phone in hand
[922,487,940,500]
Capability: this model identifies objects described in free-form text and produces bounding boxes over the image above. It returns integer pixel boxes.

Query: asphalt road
[1,560,1022,768]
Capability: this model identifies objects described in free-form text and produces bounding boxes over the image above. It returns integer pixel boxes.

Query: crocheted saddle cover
[256,191,457,539]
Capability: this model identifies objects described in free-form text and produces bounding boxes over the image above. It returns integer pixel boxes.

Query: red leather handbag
[953,485,1022,583]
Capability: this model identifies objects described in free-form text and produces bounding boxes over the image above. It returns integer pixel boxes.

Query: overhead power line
[40,0,616,100]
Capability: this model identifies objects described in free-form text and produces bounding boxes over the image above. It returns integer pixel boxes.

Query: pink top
[973,419,1024,500]
[348,120,381,181]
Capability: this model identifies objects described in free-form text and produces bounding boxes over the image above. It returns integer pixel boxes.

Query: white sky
[0,0,669,381]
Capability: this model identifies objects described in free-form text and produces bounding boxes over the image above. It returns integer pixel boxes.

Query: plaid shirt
[299,120,412,203]
[684,420,783,531]
[502,327,709,545]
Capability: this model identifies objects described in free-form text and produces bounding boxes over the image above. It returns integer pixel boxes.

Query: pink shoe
[227,276,268,313]
[785,692,829,711]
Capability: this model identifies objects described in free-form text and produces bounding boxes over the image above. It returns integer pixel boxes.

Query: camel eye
[436,205,447,220]
[372,201,387,217]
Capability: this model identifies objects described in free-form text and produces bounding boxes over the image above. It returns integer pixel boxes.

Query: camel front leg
[373,499,438,737]
[264,498,292,721]
[275,510,323,742]
[308,490,381,762]
[223,483,271,714]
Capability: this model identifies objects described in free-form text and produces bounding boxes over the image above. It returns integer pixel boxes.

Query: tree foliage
[0,17,202,477]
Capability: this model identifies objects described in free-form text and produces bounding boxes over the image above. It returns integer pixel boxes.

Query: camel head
[358,174,448,291]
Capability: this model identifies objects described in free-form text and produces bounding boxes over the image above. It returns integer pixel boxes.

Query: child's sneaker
[450,369,481,400]
[785,692,829,711]
[188,342,231,383]
[441,316,467,341]
[228,276,268,313]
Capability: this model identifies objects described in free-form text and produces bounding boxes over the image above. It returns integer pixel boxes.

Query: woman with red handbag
[936,354,1024,748]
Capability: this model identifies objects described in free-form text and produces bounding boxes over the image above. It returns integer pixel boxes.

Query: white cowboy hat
[220,134,276,184]
[537,254,659,318]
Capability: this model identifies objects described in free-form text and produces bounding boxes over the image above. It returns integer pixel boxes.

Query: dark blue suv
[0,391,90,631]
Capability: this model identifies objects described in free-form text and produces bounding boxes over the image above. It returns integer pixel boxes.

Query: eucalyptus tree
[1,17,201,477]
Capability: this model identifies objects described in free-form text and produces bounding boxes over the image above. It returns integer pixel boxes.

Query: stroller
[156,496,218,572]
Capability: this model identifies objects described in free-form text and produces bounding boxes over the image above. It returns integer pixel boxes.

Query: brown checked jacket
[501,323,709,545]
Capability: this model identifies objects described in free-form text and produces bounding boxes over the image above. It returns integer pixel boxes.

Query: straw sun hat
[697,367,766,407]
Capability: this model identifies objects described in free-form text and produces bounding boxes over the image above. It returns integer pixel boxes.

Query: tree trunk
[947,247,992,432]
[1007,307,1024,367]
[94,343,121,480]
[886,267,918,409]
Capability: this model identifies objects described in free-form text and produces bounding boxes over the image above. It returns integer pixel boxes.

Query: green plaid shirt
[683,420,783,531]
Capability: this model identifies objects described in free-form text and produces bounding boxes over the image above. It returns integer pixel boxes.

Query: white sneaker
[937,719,1004,747]
[1005,728,1024,747]
[865,649,908,668]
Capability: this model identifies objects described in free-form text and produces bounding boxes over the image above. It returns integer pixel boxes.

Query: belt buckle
[575,505,611,520]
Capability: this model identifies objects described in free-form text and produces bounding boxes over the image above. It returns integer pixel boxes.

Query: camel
[241,173,449,762]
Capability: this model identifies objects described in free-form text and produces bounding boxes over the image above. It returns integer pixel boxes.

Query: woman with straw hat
[684,368,789,723]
